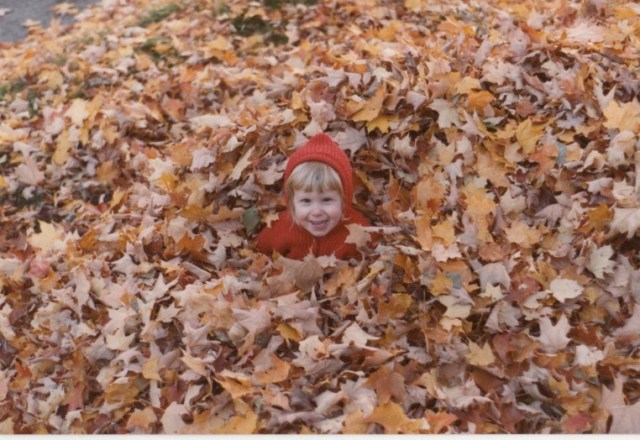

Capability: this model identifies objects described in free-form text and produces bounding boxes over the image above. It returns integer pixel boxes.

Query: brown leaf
[365,366,406,404]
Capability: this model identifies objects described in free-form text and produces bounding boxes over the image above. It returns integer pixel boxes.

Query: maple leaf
[603,98,640,131]
[549,278,583,303]
[613,305,640,342]
[345,223,372,249]
[161,402,188,434]
[365,366,406,404]
[566,20,605,44]
[468,341,496,367]
[15,155,45,185]
[586,244,615,279]
[609,207,640,238]
[429,98,461,128]
[536,314,571,353]
[516,119,545,154]
[476,262,511,289]
[365,401,423,433]
[351,85,386,122]
[609,401,640,433]
[28,221,66,253]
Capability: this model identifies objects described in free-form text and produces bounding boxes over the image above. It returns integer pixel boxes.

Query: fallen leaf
[366,401,423,433]
[549,278,583,303]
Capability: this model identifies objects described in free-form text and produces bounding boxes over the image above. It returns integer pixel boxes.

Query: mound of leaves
[1,0,640,434]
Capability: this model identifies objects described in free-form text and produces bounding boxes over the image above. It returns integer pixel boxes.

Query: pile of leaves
[1,0,640,434]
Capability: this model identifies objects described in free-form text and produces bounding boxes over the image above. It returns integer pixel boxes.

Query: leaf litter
[1,0,640,434]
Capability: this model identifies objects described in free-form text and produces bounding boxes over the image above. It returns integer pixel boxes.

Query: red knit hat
[284,133,354,203]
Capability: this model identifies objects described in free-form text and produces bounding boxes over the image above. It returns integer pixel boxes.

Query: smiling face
[286,161,344,237]
[292,189,343,237]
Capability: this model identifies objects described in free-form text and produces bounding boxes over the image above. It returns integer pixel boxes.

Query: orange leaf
[366,401,423,434]
[254,354,291,385]
[215,372,253,399]
[603,100,640,132]
[466,91,495,113]
[351,85,386,122]
[425,410,458,433]
[126,408,158,432]
[365,366,406,404]
[142,357,163,381]
[516,119,545,154]
[377,293,413,322]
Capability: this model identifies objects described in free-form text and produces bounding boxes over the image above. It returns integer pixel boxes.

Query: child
[255,132,371,260]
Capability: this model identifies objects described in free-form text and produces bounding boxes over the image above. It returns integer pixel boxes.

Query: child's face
[292,189,342,237]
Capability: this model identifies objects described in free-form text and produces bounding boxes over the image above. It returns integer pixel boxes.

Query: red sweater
[255,206,370,260]
[255,132,371,260]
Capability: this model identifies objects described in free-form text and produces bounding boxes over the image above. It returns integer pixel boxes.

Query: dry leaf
[549,278,583,303]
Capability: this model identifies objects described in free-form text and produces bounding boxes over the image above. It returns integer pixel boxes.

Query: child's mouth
[309,219,328,229]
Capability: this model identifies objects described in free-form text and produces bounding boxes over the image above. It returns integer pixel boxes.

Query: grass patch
[137,3,180,27]
[232,14,289,45]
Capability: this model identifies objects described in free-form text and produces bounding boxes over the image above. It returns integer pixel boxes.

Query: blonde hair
[286,161,344,207]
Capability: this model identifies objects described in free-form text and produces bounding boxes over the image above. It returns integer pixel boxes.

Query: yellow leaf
[188,411,259,434]
[217,411,258,434]
[466,91,495,113]
[504,220,541,248]
[28,221,64,252]
[404,0,425,11]
[432,218,456,246]
[468,341,496,366]
[96,160,119,183]
[0,417,14,434]
[603,100,640,132]
[39,69,64,88]
[142,357,162,381]
[215,371,253,399]
[53,129,73,165]
[366,114,398,133]
[207,35,232,51]
[65,98,89,126]
[158,172,177,191]
[351,85,386,122]
[105,380,140,404]
[180,350,208,376]
[428,270,453,296]
[414,213,433,251]
[366,401,422,434]
[462,183,496,242]
[344,409,369,434]
[254,354,291,385]
[276,323,302,342]
[109,189,128,210]
[614,6,639,20]
[378,293,413,322]
[126,407,158,432]
[454,76,482,95]
[516,119,545,154]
